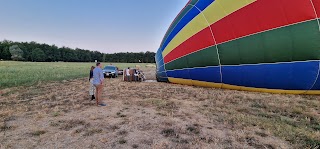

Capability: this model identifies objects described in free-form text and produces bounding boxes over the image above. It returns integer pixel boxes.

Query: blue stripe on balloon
[158,65,166,72]
[167,68,191,79]
[311,75,320,90]
[155,49,163,62]
[155,48,169,80]
[166,61,319,90]
[222,61,318,90]
[157,71,168,77]
[160,0,214,52]
[157,77,169,82]
[167,66,221,83]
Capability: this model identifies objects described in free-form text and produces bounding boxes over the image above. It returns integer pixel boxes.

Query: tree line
[0,40,156,63]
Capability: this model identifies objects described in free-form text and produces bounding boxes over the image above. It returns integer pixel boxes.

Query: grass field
[0,61,154,89]
[0,61,319,148]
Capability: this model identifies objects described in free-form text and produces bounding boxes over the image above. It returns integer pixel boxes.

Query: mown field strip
[0,61,154,89]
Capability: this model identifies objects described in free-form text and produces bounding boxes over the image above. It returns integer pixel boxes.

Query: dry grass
[29,130,47,137]
[0,68,319,148]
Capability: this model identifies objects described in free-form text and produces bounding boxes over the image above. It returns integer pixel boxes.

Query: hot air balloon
[155,0,320,94]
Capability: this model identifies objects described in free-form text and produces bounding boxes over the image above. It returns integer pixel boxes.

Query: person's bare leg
[96,85,100,106]
[100,84,104,102]
[99,85,103,103]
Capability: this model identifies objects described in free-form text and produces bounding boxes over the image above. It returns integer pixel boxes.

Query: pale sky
[0,0,188,53]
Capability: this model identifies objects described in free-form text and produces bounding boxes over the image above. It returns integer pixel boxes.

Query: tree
[9,45,24,61]
[32,48,46,62]
[0,43,3,59]
[102,54,107,62]
[1,47,11,60]
[83,51,91,62]
[0,40,156,63]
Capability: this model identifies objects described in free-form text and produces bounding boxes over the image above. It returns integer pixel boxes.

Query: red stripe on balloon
[212,0,316,44]
[164,27,214,63]
[164,0,316,64]
[311,0,320,17]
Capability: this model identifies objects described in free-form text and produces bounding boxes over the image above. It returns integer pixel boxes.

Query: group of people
[124,67,146,82]
[89,63,146,106]
[89,62,106,106]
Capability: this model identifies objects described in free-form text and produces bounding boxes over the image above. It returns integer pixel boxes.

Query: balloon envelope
[155,0,320,94]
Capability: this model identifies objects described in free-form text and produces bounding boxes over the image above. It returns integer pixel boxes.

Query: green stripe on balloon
[219,19,320,65]
[165,45,219,70]
[165,19,320,70]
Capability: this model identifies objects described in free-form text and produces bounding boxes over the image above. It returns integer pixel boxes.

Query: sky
[0,0,188,53]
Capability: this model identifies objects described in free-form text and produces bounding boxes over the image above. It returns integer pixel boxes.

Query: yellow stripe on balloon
[167,77,320,95]
[168,77,194,86]
[162,0,256,57]
[168,77,222,88]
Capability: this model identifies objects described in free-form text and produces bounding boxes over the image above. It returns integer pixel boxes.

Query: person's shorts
[93,84,101,87]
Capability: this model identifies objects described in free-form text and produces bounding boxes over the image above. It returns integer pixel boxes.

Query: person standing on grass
[134,69,139,82]
[126,67,131,82]
[93,62,106,106]
[89,66,96,100]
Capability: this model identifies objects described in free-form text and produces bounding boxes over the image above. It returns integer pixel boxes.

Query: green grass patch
[229,113,320,148]
[118,138,127,144]
[30,130,46,136]
[0,61,153,89]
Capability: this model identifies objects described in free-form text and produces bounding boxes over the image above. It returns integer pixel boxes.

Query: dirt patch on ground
[0,68,319,148]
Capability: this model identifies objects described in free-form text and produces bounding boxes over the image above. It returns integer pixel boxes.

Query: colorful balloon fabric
[155,0,320,94]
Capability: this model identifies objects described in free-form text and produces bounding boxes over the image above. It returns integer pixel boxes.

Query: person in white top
[126,67,131,82]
